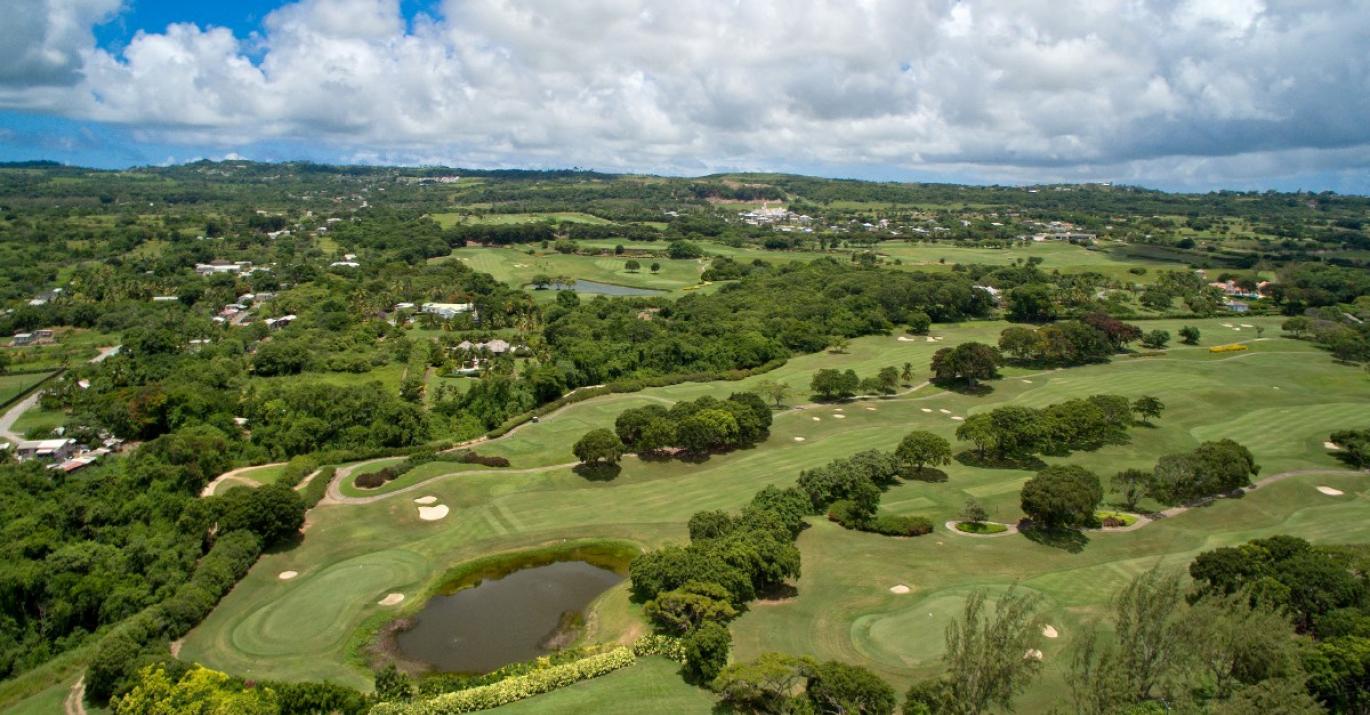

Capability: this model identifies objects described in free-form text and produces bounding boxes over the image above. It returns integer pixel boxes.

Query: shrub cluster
[612,392,772,456]
[462,451,510,467]
[86,530,263,702]
[1209,343,1249,353]
[371,647,637,714]
[798,449,930,538]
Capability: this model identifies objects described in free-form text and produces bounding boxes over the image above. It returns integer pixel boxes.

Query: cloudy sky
[1,0,1368,192]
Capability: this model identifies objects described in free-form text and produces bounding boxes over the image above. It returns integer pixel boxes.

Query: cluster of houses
[10,329,55,347]
[3,433,124,474]
[738,204,814,228]
[391,302,478,321]
[1207,279,1272,314]
[1023,220,1097,242]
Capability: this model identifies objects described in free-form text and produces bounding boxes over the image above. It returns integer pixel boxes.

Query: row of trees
[997,313,1144,367]
[955,394,1158,464]
[1112,438,1261,509]
[809,364,912,400]
[577,392,774,464]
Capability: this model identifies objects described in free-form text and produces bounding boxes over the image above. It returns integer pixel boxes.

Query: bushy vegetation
[606,392,772,458]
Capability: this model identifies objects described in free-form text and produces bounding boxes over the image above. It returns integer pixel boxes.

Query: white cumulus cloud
[0,0,1367,187]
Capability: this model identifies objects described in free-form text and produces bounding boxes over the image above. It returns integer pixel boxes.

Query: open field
[876,240,1175,282]
[439,247,707,293]
[179,316,1369,710]
[0,372,56,407]
[432,212,613,228]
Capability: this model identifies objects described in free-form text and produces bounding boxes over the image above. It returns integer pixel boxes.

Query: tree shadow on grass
[572,463,622,482]
[954,451,1046,471]
[930,378,995,397]
[903,467,949,483]
[1019,523,1089,553]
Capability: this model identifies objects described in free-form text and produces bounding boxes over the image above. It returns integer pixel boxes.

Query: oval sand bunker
[793,437,807,442]
[278,571,298,580]
[378,593,405,606]
[413,495,438,505]
[1042,625,1059,638]
[889,584,911,595]
[1318,486,1345,496]
[418,505,450,521]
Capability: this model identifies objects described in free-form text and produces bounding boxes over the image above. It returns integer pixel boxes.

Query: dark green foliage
[605,394,771,457]
[212,483,306,547]
[644,581,738,634]
[1147,439,1259,505]
[811,368,860,400]
[683,621,731,683]
[270,680,369,715]
[1020,465,1103,529]
[930,342,1001,386]
[572,428,625,465]
[1190,536,1367,632]
[374,664,414,702]
[806,660,898,715]
[1330,428,1370,468]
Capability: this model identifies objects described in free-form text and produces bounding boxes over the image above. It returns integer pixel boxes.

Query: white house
[421,302,475,319]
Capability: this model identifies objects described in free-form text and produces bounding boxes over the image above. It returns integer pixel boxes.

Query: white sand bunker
[921,408,933,413]
[834,407,844,412]
[1042,625,1059,639]
[939,409,951,414]
[1318,486,1345,496]
[865,407,877,411]
[1221,323,1234,328]
[418,505,450,521]
[1241,323,1255,328]
[951,416,965,421]
[1024,649,1044,661]
[898,336,918,342]
[925,336,937,343]
[793,437,807,442]
[889,584,911,595]
[278,571,299,581]
[833,414,847,419]
[378,593,405,606]
[413,496,438,505]
[812,416,822,422]
[1325,441,1342,451]
[1021,379,1033,384]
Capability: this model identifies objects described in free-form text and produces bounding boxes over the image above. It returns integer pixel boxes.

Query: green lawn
[875,240,1174,283]
[178,316,1368,711]
[0,372,55,406]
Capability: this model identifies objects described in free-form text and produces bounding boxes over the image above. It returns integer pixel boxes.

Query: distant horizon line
[5,157,1367,198]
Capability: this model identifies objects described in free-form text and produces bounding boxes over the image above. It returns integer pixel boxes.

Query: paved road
[0,345,120,445]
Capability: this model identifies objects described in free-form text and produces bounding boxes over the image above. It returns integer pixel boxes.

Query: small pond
[538,279,663,296]
[393,560,624,673]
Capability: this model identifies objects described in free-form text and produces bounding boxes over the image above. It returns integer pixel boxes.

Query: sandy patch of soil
[939,409,951,414]
[1325,441,1341,451]
[378,593,405,606]
[1042,625,1059,639]
[951,416,964,421]
[1318,486,1345,496]
[418,505,450,521]
[921,408,933,413]
[793,437,806,442]
[413,495,438,505]
[1025,649,1044,661]
[278,571,299,580]
[833,414,847,419]
[889,584,911,595]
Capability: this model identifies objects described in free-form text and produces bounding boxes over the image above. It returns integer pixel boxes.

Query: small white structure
[16,439,77,462]
[265,314,297,329]
[421,302,475,319]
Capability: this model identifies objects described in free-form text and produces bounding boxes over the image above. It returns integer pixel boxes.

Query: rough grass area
[0,372,55,406]
[180,316,1366,712]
